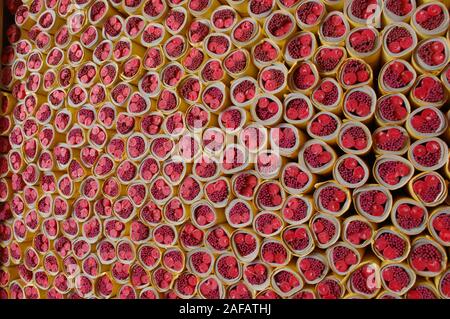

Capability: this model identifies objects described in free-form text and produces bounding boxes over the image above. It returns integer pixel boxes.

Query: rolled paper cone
[337,58,373,91]
[410,2,449,39]
[94,272,120,299]
[149,177,174,206]
[263,10,297,46]
[315,275,345,299]
[198,275,225,299]
[298,138,337,175]
[225,49,258,79]
[409,74,448,108]
[280,160,316,194]
[192,199,227,228]
[287,61,320,95]
[325,241,364,276]
[322,0,344,11]
[306,110,342,144]
[202,82,229,114]
[164,35,189,62]
[372,125,410,156]
[253,210,285,238]
[313,180,351,217]
[141,23,168,47]
[270,263,304,297]
[318,11,350,47]
[164,7,191,35]
[203,176,232,208]
[382,0,416,25]
[251,38,282,69]
[255,150,286,180]
[341,214,376,249]
[283,93,315,129]
[162,197,188,226]
[435,269,450,299]
[250,94,283,127]
[282,224,315,257]
[381,22,417,62]
[373,155,415,191]
[407,137,448,172]
[407,171,448,207]
[271,123,305,158]
[225,199,255,228]
[374,93,411,127]
[230,169,260,201]
[309,212,341,249]
[142,0,168,22]
[179,78,204,106]
[344,0,382,28]
[409,236,447,277]
[332,154,370,189]
[297,252,330,285]
[12,58,27,81]
[259,238,292,267]
[218,107,250,137]
[187,18,211,47]
[311,78,343,115]
[116,238,137,264]
[210,5,240,34]
[372,226,411,262]
[26,50,46,73]
[92,39,113,65]
[230,17,262,50]
[111,37,132,63]
[192,153,221,183]
[66,10,89,36]
[230,229,260,263]
[427,206,450,247]
[186,248,215,277]
[255,180,286,211]
[0,114,13,136]
[214,252,243,285]
[203,32,232,60]
[390,198,428,236]
[345,26,381,68]
[284,31,317,67]
[342,86,377,124]
[15,6,35,31]
[96,240,118,265]
[337,121,373,156]
[378,60,416,95]
[258,63,289,97]
[412,38,449,76]
[189,0,220,18]
[343,259,381,298]
[295,0,327,33]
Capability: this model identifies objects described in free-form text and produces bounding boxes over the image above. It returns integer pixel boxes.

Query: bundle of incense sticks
[0,0,449,300]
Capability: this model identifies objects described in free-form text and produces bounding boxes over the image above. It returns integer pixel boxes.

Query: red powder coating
[180,177,201,201]
[257,183,283,207]
[213,9,235,29]
[383,62,414,89]
[166,10,185,32]
[319,186,347,212]
[337,159,365,184]
[345,91,372,117]
[346,220,372,245]
[234,233,257,257]
[378,95,407,122]
[224,50,247,74]
[217,255,240,280]
[386,0,413,16]
[342,60,370,86]
[221,109,242,130]
[261,242,287,264]
[183,48,204,71]
[340,126,367,150]
[314,82,338,106]
[331,245,358,273]
[358,190,387,217]
[200,278,221,299]
[283,197,308,222]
